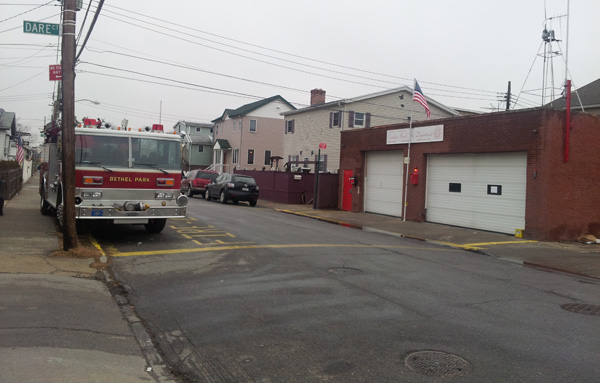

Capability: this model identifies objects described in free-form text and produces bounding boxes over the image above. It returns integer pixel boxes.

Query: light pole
[75,99,100,105]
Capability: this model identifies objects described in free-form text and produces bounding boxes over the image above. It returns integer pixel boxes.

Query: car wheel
[186,186,193,197]
[249,200,257,207]
[219,191,227,204]
[203,190,209,200]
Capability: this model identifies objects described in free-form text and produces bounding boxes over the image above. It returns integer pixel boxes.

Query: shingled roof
[547,78,600,110]
[212,95,295,123]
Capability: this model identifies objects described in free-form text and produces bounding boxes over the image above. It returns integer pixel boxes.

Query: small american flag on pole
[414,80,431,118]
[16,135,24,165]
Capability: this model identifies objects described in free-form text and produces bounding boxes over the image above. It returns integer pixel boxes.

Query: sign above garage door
[387,124,444,145]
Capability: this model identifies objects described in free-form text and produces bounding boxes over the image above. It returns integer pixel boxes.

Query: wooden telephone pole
[61,0,78,250]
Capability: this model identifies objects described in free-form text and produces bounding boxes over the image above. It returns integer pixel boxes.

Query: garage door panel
[365,151,404,217]
[427,153,526,234]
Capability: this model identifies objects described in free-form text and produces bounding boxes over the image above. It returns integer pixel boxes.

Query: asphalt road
[97,196,600,383]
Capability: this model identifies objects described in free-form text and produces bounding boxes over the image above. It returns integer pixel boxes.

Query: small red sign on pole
[319,143,327,149]
[49,65,62,81]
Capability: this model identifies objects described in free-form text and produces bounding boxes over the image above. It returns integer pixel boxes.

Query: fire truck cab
[40,121,188,233]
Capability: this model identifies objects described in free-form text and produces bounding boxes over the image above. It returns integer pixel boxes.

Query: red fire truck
[40,119,188,233]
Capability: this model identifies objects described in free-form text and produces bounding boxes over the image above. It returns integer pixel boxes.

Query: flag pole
[402,79,416,221]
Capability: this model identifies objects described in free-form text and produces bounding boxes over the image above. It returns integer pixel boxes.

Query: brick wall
[340,109,600,241]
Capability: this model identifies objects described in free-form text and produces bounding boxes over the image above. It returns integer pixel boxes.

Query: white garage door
[365,150,404,217]
[427,152,527,234]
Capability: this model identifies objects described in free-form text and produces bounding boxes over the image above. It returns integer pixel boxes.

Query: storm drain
[404,351,471,377]
[560,303,600,316]
[327,267,363,275]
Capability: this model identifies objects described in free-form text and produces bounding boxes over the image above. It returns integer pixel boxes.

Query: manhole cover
[560,303,600,316]
[404,351,471,377]
[328,267,363,275]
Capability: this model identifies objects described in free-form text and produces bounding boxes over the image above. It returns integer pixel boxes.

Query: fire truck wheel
[145,218,167,233]
[56,202,64,231]
[40,194,52,216]
[186,186,194,198]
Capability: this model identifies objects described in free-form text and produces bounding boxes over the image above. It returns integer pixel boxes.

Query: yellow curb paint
[431,240,538,251]
[88,234,105,257]
[111,243,453,257]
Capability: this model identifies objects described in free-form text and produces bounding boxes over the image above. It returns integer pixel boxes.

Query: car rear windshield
[196,171,218,180]
[232,175,257,185]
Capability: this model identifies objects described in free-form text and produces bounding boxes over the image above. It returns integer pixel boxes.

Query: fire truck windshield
[75,134,181,171]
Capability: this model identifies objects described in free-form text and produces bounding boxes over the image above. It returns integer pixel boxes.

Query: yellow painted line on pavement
[88,234,106,257]
[109,243,455,257]
[433,240,538,251]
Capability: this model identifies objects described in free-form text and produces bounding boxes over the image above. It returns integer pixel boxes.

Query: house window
[238,120,242,132]
[249,119,257,132]
[215,126,219,136]
[354,112,365,127]
[330,111,341,128]
[195,127,202,133]
[285,119,295,134]
[215,150,222,163]
[198,145,204,153]
[247,149,255,165]
[233,149,239,164]
[264,150,271,166]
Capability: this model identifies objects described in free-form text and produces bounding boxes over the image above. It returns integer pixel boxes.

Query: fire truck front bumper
[76,206,187,220]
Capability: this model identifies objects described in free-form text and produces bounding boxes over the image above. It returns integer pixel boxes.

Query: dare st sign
[23,21,60,36]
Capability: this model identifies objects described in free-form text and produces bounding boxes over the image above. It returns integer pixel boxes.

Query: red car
[181,169,219,199]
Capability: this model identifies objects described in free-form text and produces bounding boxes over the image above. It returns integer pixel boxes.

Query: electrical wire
[101,3,500,97]
[0,0,54,24]
[76,0,94,46]
[74,0,104,62]
[90,2,502,100]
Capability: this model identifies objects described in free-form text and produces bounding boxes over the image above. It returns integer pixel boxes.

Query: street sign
[319,143,327,149]
[23,21,60,36]
[49,65,62,81]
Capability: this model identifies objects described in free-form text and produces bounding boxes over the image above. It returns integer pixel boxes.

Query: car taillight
[227,182,235,188]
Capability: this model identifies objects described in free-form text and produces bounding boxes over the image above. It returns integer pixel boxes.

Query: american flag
[16,135,24,164]
[414,81,431,118]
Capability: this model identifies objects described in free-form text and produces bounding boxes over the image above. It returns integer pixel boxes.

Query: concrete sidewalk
[0,177,174,383]
[257,200,600,280]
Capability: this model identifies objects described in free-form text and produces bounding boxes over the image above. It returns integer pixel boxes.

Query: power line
[90,2,502,101]
[0,0,53,24]
[74,0,104,62]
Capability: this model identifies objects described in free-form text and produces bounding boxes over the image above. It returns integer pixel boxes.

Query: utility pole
[61,0,78,250]
[505,81,511,111]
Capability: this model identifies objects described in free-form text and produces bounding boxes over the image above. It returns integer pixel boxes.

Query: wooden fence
[235,170,339,209]
[0,168,23,200]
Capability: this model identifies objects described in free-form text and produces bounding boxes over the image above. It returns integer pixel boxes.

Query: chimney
[310,88,326,106]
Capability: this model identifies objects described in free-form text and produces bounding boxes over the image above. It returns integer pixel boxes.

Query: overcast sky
[1,0,598,141]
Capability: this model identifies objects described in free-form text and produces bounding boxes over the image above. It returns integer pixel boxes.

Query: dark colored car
[181,169,219,199]
[206,173,259,206]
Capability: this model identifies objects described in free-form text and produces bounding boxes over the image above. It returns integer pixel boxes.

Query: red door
[342,170,353,211]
